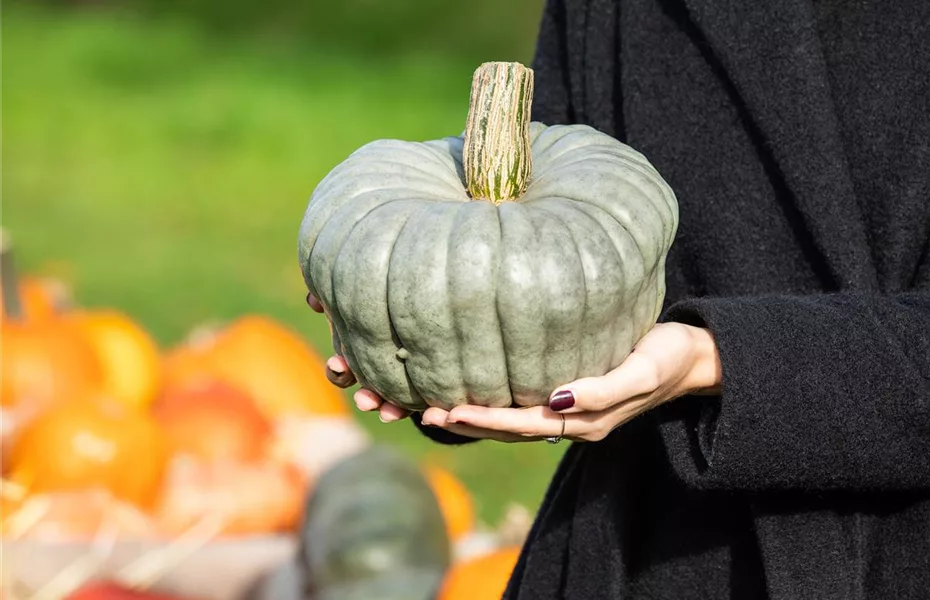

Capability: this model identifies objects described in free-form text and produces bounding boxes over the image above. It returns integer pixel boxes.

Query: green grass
[2,6,565,524]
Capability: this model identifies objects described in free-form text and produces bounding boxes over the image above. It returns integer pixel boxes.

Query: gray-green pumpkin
[299,446,450,599]
[313,570,446,600]
[298,62,679,411]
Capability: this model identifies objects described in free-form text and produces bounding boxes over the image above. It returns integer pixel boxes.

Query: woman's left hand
[420,323,723,443]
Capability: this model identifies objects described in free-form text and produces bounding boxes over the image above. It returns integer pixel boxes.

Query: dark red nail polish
[305,292,314,307]
[549,390,575,411]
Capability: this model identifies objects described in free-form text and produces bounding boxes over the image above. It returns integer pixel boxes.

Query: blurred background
[2,0,564,598]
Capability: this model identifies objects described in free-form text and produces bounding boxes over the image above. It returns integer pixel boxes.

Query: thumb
[548,353,659,413]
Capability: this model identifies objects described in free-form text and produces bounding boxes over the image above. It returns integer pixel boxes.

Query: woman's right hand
[305,292,410,423]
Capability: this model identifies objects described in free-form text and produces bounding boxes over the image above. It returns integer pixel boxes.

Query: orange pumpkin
[163,315,348,418]
[0,233,69,323]
[0,237,99,410]
[153,455,306,537]
[0,276,69,322]
[0,479,28,533]
[0,319,104,410]
[154,380,272,462]
[423,465,476,542]
[437,546,522,600]
[8,395,169,509]
[66,310,162,411]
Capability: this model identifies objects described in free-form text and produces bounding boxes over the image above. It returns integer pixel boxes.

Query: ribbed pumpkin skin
[299,123,678,410]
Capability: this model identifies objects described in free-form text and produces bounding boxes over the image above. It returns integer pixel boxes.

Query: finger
[443,422,533,443]
[549,352,661,414]
[446,401,651,443]
[326,356,357,388]
[422,407,534,442]
[445,405,571,439]
[353,388,383,412]
[378,402,410,423]
[305,292,324,313]
[420,406,451,427]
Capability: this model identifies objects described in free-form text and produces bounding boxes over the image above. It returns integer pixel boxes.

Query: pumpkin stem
[0,229,24,320]
[463,62,534,204]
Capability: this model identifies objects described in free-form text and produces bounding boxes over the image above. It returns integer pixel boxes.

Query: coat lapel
[680,0,878,290]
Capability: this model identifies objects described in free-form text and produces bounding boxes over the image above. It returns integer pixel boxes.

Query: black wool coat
[412,0,930,598]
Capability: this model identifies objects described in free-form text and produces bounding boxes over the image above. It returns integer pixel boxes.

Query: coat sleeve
[529,0,575,125]
[410,0,575,446]
[658,291,930,492]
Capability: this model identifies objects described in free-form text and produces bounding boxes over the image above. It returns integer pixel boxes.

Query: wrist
[684,326,722,395]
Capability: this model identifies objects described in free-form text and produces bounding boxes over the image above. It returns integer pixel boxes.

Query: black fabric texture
[410,0,930,597]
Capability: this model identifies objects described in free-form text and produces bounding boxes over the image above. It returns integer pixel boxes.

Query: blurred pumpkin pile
[0,233,525,600]
[0,233,365,547]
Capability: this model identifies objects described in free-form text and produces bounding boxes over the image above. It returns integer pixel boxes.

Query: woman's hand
[306,293,410,423]
[419,322,722,443]
[308,291,721,440]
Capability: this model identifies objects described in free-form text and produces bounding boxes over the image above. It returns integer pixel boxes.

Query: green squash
[314,570,446,600]
[245,559,304,600]
[299,446,450,599]
[298,62,679,411]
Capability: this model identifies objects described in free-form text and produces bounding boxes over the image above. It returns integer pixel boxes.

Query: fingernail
[549,390,575,412]
[305,292,314,307]
[326,358,344,376]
